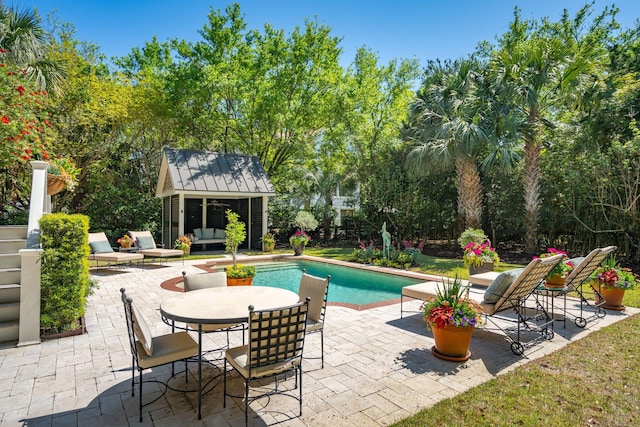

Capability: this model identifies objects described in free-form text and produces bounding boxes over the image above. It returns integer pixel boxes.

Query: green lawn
[302,246,640,427]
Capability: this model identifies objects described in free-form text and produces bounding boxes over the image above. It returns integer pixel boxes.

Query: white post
[17,248,43,346]
[26,161,49,249]
[262,195,269,238]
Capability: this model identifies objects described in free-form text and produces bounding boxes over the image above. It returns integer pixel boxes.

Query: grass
[390,313,640,427]
[303,246,640,427]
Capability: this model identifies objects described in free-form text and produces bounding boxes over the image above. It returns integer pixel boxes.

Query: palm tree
[405,58,487,230]
[489,5,616,253]
[0,4,65,93]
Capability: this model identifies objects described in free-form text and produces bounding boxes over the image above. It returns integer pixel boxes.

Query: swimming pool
[252,260,423,307]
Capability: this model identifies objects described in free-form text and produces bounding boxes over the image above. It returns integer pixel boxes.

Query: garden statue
[381,221,391,259]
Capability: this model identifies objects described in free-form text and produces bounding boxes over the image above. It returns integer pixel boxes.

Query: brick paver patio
[0,256,635,426]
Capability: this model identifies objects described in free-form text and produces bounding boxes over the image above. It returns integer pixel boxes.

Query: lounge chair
[547,246,617,328]
[88,232,144,268]
[401,254,564,355]
[128,230,184,263]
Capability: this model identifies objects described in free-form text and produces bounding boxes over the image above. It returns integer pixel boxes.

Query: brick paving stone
[0,255,637,426]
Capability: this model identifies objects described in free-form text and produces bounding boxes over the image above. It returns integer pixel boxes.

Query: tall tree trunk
[455,158,483,230]
[523,113,542,253]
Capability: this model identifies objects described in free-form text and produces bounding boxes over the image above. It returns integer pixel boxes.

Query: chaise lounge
[88,232,144,267]
[128,230,184,262]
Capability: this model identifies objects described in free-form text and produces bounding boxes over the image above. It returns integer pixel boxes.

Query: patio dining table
[159,285,299,419]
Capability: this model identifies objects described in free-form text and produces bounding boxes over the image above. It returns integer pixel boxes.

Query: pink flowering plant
[462,241,499,268]
[289,229,311,247]
[536,248,573,279]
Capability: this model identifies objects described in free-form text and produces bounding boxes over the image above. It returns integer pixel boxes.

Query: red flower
[1,115,9,124]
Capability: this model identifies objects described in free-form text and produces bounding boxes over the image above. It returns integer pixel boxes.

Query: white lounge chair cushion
[483,268,524,304]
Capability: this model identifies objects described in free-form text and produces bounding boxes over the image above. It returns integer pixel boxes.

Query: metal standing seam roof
[163,148,275,195]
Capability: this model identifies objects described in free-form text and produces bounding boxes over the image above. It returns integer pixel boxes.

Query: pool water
[252,260,422,306]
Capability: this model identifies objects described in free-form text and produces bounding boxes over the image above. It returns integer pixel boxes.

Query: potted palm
[224,209,256,285]
[592,256,639,310]
[422,277,483,362]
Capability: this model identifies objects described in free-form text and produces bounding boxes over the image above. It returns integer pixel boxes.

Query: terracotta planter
[181,247,190,256]
[594,284,626,310]
[227,277,253,286]
[47,173,65,195]
[468,262,494,276]
[292,243,305,256]
[545,274,566,288]
[430,322,474,362]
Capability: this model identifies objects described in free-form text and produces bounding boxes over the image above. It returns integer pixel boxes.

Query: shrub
[39,213,96,334]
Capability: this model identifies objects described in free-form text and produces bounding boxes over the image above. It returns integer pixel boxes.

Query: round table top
[160,286,299,325]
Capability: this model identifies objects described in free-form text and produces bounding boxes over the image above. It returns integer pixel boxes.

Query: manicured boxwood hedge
[39,213,94,334]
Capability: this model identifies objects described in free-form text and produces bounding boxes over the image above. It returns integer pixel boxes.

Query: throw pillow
[193,228,203,240]
[136,236,156,250]
[89,240,113,254]
[213,229,226,239]
[202,228,215,240]
[483,268,524,304]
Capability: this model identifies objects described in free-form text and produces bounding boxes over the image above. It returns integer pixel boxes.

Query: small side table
[118,246,138,253]
[535,283,567,329]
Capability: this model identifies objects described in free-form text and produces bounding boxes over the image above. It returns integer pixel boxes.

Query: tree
[488,4,618,252]
[405,58,487,230]
[224,209,246,268]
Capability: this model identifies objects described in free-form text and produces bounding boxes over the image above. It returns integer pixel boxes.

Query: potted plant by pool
[536,248,574,288]
[174,235,192,256]
[591,256,639,310]
[224,209,255,285]
[289,229,311,256]
[225,263,257,286]
[261,232,275,252]
[458,228,499,275]
[422,277,483,362]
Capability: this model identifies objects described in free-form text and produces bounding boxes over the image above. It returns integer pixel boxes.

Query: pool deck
[1,254,636,426]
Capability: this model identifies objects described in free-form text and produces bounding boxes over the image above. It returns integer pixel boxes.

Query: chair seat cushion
[139,248,183,257]
[482,268,524,304]
[225,345,299,379]
[136,331,198,370]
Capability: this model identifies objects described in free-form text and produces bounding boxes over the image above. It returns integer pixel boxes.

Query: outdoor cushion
[483,268,524,304]
[136,236,156,250]
[202,228,215,240]
[213,229,226,239]
[193,228,203,240]
[89,240,113,254]
[131,302,153,356]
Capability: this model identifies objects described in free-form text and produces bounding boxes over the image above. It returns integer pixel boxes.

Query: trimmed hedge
[39,213,93,334]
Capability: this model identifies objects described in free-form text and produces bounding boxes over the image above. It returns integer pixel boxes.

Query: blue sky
[19,0,640,66]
